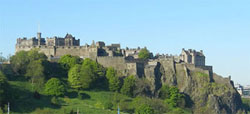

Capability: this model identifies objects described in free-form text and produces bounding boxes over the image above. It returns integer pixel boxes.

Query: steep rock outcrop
[143,61,245,114]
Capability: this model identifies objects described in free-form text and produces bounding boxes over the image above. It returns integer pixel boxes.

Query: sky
[0,0,250,85]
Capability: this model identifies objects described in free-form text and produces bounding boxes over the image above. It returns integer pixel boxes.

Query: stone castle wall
[96,56,127,75]
[15,45,98,59]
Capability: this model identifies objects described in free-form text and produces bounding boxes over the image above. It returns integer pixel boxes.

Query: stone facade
[180,48,205,66]
[15,32,212,77]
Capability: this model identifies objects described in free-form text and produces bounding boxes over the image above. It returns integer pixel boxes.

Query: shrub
[103,101,113,110]
[135,104,154,114]
[45,78,66,97]
[51,97,60,105]
[138,48,151,60]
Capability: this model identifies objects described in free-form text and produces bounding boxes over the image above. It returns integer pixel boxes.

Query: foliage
[138,48,150,60]
[106,67,116,79]
[10,51,29,75]
[10,49,48,90]
[45,78,66,96]
[68,65,82,90]
[25,60,45,89]
[163,86,185,107]
[95,102,104,109]
[0,71,8,107]
[68,59,105,90]
[121,75,136,97]
[51,97,60,105]
[105,67,121,92]
[159,85,171,99]
[135,104,154,114]
[132,96,168,114]
[27,49,47,62]
[80,64,95,89]
[242,98,250,112]
[103,101,113,110]
[58,54,82,71]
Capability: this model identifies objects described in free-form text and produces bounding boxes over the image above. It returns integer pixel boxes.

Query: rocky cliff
[139,60,245,114]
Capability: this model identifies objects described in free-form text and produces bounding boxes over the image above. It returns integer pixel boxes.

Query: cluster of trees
[9,50,137,98]
[4,50,189,114]
[10,49,49,90]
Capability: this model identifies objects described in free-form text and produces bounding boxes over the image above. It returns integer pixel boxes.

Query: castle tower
[37,32,41,45]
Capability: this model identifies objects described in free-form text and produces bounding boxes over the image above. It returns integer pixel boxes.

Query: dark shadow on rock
[183,93,194,108]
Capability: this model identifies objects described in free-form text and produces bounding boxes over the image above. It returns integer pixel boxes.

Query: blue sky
[0,0,250,85]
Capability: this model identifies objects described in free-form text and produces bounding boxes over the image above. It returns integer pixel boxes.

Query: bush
[138,48,151,60]
[51,97,60,105]
[103,101,113,110]
[45,78,66,97]
[135,104,154,114]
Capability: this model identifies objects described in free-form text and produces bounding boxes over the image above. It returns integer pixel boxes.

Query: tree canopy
[58,54,82,71]
[10,49,47,75]
[68,64,82,90]
[135,104,154,114]
[160,85,185,107]
[0,71,9,108]
[105,67,121,92]
[121,75,136,97]
[138,48,150,60]
[45,78,66,96]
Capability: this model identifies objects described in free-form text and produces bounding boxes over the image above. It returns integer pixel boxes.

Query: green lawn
[8,81,130,114]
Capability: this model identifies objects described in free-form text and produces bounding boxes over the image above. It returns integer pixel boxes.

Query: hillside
[0,49,248,114]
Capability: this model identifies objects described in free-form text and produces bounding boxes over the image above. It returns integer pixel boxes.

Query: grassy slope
[8,81,129,114]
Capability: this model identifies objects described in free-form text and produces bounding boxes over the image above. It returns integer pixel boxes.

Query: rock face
[141,60,245,114]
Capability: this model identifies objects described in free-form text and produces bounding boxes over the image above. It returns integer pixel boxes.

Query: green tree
[59,54,82,71]
[138,48,150,60]
[25,60,45,88]
[135,104,154,114]
[80,64,95,89]
[82,58,105,78]
[68,65,82,90]
[159,85,171,99]
[0,71,8,105]
[163,86,184,107]
[121,75,136,97]
[27,49,47,61]
[106,67,116,79]
[10,49,47,75]
[10,51,29,75]
[45,78,66,96]
[105,67,121,92]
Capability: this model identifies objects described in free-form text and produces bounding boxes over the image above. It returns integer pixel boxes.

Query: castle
[16,32,212,77]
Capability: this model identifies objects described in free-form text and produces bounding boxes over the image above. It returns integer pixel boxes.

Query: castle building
[15,32,124,59]
[15,32,211,77]
[180,48,205,66]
